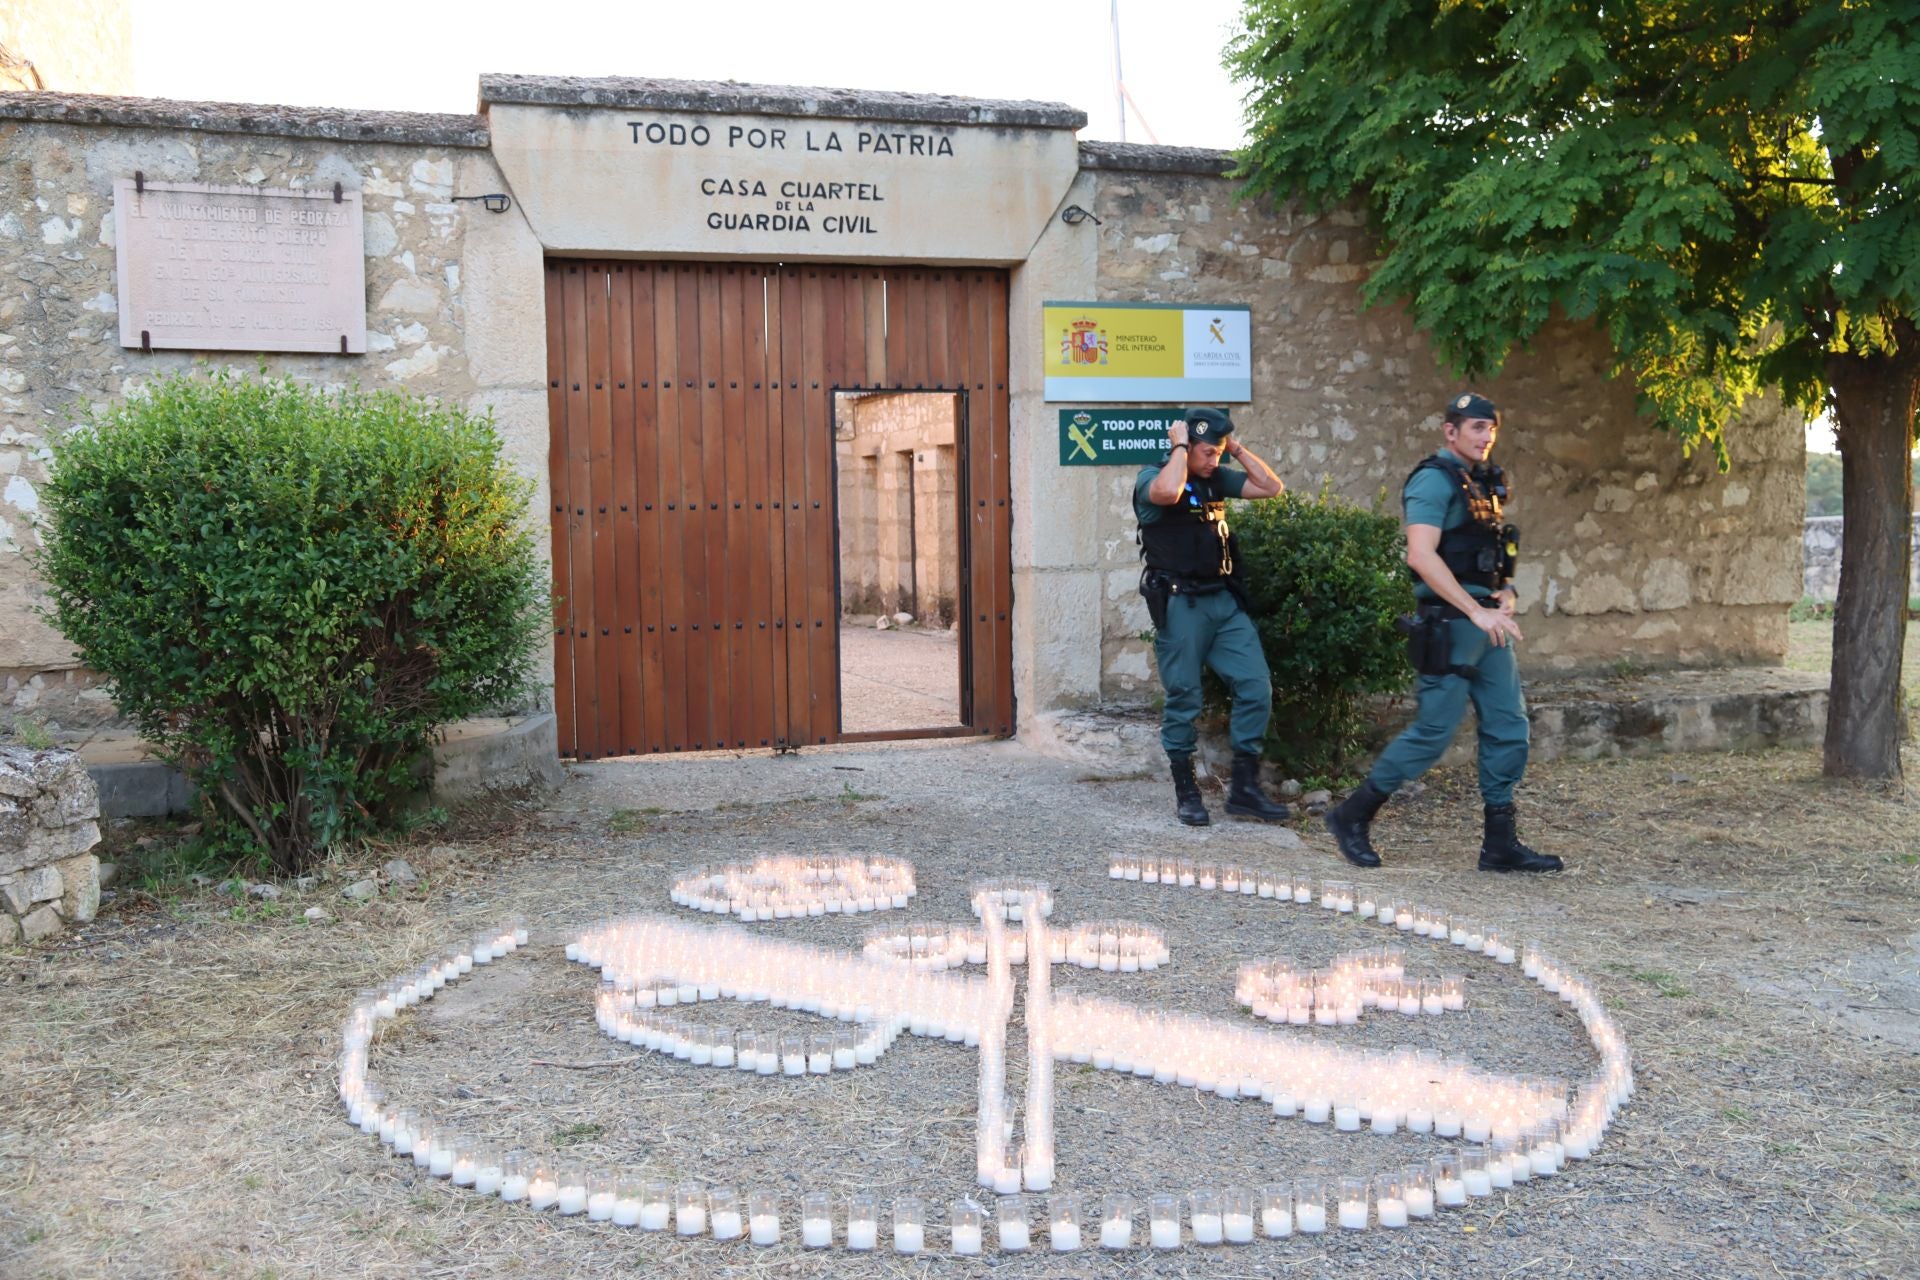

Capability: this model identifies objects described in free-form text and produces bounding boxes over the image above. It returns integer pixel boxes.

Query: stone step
[1026,666,1830,779]
[61,713,563,818]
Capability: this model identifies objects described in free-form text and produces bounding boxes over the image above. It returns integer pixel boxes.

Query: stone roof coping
[0,91,491,148]
[479,74,1088,129]
[1077,139,1237,177]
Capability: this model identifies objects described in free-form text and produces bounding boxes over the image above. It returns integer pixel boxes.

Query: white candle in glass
[1190,1188,1224,1245]
[746,1189,778,1245]
[847,1194,879,1250]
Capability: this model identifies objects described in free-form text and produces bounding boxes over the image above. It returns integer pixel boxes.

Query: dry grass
[2,740,1917,1279]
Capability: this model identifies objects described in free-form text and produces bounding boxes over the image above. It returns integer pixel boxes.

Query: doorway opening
[834,390,963,734]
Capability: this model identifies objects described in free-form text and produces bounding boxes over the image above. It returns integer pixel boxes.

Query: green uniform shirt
[1404,451,1492,602]
[1133,463,1247,525]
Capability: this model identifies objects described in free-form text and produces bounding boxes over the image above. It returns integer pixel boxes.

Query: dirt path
[2,739,1915,1278]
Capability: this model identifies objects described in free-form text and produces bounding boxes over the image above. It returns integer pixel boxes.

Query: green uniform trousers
[1369,615,1529,804]
[1154,588,1272,759]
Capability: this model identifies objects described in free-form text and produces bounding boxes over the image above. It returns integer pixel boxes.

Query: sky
[133,0,1253,151]
[127,0,1837,450]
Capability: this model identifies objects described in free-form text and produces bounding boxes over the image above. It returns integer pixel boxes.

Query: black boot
[1225,752,1292,822]
[1169,757,1210,827]
[1323,779,1389,868]
[1478,803,1564,872]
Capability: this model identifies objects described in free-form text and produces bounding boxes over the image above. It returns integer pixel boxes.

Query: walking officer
[1323,392,1562,872]
[1135,407,1292,826]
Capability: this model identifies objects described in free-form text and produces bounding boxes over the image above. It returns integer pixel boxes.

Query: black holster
[1397,602,1467,678]
[1140,567,1172,632]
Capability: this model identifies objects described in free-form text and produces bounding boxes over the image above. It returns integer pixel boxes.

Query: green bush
[39,372,546,873]
[1232,482,1413,775]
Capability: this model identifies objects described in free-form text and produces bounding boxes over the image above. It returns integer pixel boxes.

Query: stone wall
[1069,145,1804,706]
[1803,516,1920,601]
[0,0,134,94]
[0,744,101,943]
[0,94,552,733]
[835,391,960,625]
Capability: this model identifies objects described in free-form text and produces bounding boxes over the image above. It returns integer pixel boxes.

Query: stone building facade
[836,391,960,626]
[0,77,1804,756]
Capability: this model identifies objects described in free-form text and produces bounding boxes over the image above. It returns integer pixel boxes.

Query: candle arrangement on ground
[861,919,1168,972]
[1235,949,1465,1024]
[336,862,1635,1252]
[669,854,916,919]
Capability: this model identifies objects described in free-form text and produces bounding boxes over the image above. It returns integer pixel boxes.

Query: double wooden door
[543,260,1013,758]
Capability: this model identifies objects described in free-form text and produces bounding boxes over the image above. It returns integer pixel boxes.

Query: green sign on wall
[1058,408,1184,466]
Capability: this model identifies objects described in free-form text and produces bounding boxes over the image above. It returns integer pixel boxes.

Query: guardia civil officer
[1136,408,1291,826]
[1323,393,1562,872]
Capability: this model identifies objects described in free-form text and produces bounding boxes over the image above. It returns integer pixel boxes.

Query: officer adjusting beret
[1447,392,1500,423]
[1184,407,1234,442]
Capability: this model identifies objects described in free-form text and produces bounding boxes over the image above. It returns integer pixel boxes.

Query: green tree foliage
[1231,485,1413,775]
[38,373,546,872]
[1804,451,1846,517]
[1230,1,1919,777]
[1802,449,1920,516]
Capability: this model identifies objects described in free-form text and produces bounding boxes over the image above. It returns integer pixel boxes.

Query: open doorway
[834,390,963,734]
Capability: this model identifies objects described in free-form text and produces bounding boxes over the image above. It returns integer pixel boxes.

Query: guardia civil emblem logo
[1060,317,1110,366]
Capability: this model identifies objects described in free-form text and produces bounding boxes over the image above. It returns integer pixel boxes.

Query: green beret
[1184,407,1234,443]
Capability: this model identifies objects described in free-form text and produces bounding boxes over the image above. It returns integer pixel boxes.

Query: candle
[893,1195,925,1253]
[1337,1177,1369,1230]
[848,1193,879,1249]
[1261,1184,1292,1238]
[1295,1202,1327,1233]
[499,1155,530,1203]
[528,1167,560,1211]
[587,1186,617,1221]
[997,1196,1031,1251]
[747,1212,777,1244]
[612,1183,642,1227]
[748,1189,779,1243]
[800,1192,832,1247]
[1100,1218,1131,1249]
[1377,1197,1407,1228]
[1334,1104,1362,1131]
[951,1199,986,1255]
[555,1166,589,1215]
[640,1182,671,1229]
[675,1184,708,1235]
[1191,1187,1224,1245]
[473,1150,503,1198]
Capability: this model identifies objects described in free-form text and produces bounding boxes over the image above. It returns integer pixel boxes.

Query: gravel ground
[839,624,963,732]
[2,738,1916,1279]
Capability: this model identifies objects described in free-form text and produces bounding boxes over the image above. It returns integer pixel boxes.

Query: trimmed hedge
[1233,482,1413,776]
[39,373,546,872]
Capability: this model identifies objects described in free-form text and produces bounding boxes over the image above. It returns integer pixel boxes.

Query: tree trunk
[1824,324,1920,779]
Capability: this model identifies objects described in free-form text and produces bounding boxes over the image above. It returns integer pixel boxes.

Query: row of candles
[1235,948,1466,1024]
[337,870,1636,1250]
[670,855,917,919]
[1112,856,1525,963]
[860,919,1169,972]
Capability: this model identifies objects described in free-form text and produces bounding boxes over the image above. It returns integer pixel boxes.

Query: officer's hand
[1224,438,1245,460]
[1474,606,1524,647]
[1493,588,1517,617]
[1168,421,1190,448]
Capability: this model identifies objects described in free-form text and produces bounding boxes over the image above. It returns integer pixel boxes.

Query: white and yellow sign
[1042,301,1251,402]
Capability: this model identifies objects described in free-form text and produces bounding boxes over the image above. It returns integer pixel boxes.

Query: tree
[1229,2,1919,778]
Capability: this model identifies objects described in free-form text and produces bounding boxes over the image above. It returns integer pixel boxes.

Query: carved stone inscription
[112,180,367,354]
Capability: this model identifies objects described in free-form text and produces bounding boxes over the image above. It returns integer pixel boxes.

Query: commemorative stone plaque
[113,179,367,354]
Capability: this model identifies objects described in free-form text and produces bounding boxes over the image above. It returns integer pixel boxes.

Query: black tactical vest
[1140,473,1240,580]
[1404,454,1515,591]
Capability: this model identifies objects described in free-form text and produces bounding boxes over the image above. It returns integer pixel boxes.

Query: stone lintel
[479,74,1087,130]
[0,91,491,148]
[1077,139,1237,177]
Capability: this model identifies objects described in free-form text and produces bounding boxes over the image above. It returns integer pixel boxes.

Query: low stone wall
[1803,516,1920,601]
[0,744,102,943]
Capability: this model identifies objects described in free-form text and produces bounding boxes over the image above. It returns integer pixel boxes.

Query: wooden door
[544,260,1012,758]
